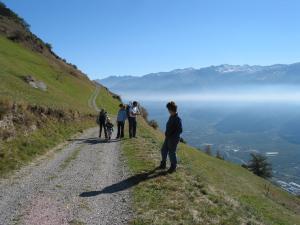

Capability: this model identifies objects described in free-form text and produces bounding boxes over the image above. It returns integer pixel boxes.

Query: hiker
[106,117,114,140]
[116,103,127,139]
[158,101,182,173]
[98,109,107,139]
[128,101,140,138]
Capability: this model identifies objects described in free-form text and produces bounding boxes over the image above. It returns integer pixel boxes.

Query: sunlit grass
[122,118,300,225]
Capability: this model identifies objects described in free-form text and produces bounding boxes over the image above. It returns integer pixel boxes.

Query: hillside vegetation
[122,118,300,225]
[0,3,120,175]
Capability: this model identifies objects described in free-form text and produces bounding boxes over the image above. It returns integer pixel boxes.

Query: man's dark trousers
[99,121,107,138]
[128,117,137,138]
[161,138,179,168]
[117,121,125,138]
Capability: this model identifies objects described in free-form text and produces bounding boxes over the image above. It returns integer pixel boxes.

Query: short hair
[166,101,177,112]
[133,101,138,106]
[119,103,124,107]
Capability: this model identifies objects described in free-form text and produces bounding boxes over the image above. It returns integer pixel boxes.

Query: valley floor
[0,127,132,225]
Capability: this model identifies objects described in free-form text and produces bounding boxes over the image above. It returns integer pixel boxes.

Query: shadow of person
[79,168,167,198]
[68,138,121,145]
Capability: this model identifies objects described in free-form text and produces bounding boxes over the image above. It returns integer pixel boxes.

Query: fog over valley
[98,65,300,187]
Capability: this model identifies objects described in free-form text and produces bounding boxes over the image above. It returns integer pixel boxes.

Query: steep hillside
[122,118,300,225]
[0,3,120,175]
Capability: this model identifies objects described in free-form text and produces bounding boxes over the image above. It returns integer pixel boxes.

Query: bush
[7,30,24,42]
[112,95,121,102]
[45,42,52,51]
[140,106,149,121]
[148,120,159,130]
[179,137,186,144]
[247,153,272,179]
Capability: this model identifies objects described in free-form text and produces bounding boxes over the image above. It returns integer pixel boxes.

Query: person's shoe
[157,161,166,170]
[167,166,176,173]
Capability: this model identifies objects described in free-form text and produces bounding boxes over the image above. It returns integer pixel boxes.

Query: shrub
[179,137,186,144]
[112,95,121,102]
[148,120,159,130]
[7,30,24,42]
[247,153,272,179]
[45,42,52,51]
[139,106,149,121]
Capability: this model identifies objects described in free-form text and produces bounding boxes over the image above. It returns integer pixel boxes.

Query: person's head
[166,101,177,115]
[100,108,105,113]
[107,117,111,123]
[133,101,138,107]
[119,103,124,108]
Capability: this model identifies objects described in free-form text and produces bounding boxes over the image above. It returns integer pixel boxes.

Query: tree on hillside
[247,153,272,179]
[148,120,159,130]
[45,43,52,51]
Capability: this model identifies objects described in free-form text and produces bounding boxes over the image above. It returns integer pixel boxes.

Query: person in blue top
[116,104,127,139]
[158,101,182,173]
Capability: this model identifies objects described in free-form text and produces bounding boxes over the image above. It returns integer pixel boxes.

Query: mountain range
[98,63,300,93]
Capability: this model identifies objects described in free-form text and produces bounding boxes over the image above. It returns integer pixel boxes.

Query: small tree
[139,106,148,121]
[148,120,159,129]
[247,153,272,179]
[45,43,52,51]
[204,144,212,156]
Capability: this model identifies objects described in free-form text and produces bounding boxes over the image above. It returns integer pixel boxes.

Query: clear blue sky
[3,0,300,79]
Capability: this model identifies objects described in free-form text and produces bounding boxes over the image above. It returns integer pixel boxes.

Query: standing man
[98,109,107,139]
[116,104,127,139]
[158,101,182,173]
[128,101,140,138]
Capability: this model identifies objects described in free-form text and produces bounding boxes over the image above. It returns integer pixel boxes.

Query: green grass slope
[0,31,119,175]
[0,36,119,113]
[122,118,300,225]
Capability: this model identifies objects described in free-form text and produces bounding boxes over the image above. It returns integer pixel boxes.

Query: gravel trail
[0,127,132,225]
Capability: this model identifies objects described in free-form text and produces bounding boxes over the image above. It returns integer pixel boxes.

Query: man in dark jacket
[98,109,107,139]
[158,101,182,173]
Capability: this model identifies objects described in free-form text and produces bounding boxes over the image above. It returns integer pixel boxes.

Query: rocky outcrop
[24,75,47,91]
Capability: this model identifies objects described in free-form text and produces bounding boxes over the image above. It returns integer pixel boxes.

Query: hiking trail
[0,88,132,225]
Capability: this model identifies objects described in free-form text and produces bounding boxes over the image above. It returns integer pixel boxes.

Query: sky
[3,0,300,79]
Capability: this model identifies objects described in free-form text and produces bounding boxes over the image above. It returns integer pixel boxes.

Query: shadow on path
[68,138,121,145]
[79,168,167,197]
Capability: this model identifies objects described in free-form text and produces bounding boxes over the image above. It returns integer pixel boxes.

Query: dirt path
[0,88,132,225]
[0,128,132,225]
[88,86,100,112]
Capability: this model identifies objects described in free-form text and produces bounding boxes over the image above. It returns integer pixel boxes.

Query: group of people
[97,101,140,140]
[97,100,182,173]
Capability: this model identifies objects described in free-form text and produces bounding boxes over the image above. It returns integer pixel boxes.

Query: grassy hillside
[0,5,120,175]
[122,118,300,225]
[0,36,117,113]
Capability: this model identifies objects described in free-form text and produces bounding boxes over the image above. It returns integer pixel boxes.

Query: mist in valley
[122,85,300,184]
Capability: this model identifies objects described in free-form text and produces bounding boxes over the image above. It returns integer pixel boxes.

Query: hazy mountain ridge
[98,63,300,93]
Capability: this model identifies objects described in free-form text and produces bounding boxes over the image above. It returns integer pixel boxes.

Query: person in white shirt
[128,101,140,138]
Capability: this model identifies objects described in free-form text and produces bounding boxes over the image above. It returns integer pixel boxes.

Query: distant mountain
[97,63,300,94]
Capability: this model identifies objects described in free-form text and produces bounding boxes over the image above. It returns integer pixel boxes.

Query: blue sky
[3,0,300,79]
